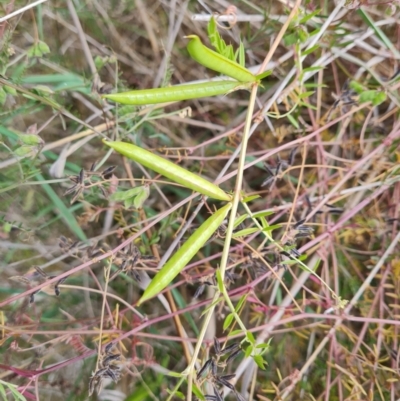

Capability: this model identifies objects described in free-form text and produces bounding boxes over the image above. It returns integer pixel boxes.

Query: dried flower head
[89,343,123,396]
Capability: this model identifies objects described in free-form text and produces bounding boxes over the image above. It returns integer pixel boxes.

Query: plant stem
[185,83,259,401]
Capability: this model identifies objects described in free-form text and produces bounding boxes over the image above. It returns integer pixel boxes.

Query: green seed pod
[104,141,231,201]
[186,35,257,83]
[137,202,232,305]
[102,80,249,105]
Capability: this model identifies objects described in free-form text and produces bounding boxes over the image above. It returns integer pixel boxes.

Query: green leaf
[32,85,54,95]
[309,28,321,38]
[357,9,400,58]
[207,16,235,61]
[137,203,232,305]
[244,345,253,358]
[4,86,17,95]
[14,146,33,157]
[238,42,245,67]
[110,186,149,208]
[223,313,234,331]
[228,329,242,337]
[94,55,115,71]
[304,83,327,89]
[27,41,50,57]
[0,87,6,105]
[255,70,273,80]
[262,224,282,232]
[134,185,150,208]
[242,194,261,203]
[299,9,321,23]
[299,91,315,99]
[18,134,43,146]
[253,355,267,370]
[124,197,135,209]
[109,187,143,202]
[8,384,27,401]
[371,92,386,106]
[256,343,270,349]
[36,173,86,241]
[301,66,324,74]
[349,80,364,93]
[192,383,205,400]
[287,114,300,129]
[258,339,272,354]
[207,17,219,49]
[0,383,7,400]
[3,222,13,233]
[21,73,88,93]
[123,197,135,208]
[104,141,231,201]
[252,211,274,219]
[359,90,385,105]
[233,213,249,228]
[259,216,268,229]
[223,44,235,61]
[170,390,185,400]
[283,32,298,46]
[232,227,259,238]
[246,331,255,344]
[235,294,247,312]
[37,41,50,54]
[298,27,309,43]
[302,44,320,56]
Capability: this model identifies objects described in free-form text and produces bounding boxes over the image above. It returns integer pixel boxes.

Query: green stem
[185,83,259,401]
[218,85,259,281]
[219,278,247,332]
[165,376,186,401]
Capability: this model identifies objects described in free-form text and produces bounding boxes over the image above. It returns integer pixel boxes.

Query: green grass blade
[357,9,400,58]
[35,173,86,240]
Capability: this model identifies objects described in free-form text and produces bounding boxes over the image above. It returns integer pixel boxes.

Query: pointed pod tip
[184,34,198,39]
[101,93,120,103]
[136,297,146,306]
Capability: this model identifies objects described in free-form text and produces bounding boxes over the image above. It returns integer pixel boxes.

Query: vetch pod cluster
[137,202,232,305]
[103,141,231,201]
[102,32,268,106]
